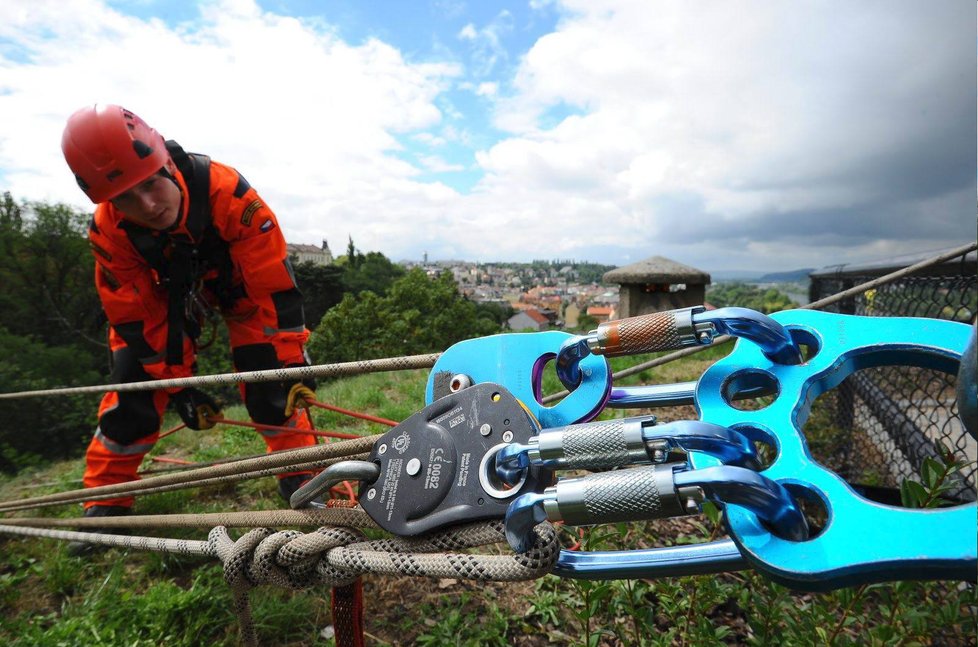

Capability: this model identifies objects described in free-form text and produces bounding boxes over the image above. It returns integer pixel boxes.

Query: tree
[706,282,798,314]
[342,250,405,296]
[308,269,500,363]
[0,326,101,471]
[291,261,345,330]
[0,198,104,350]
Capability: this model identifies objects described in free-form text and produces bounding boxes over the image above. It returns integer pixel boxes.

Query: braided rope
[0,523,213,555]
[0,518,561,647]
[206,520,560,646]
[0,354,440,400]
[0,507,378,530]
[0,436,376,512]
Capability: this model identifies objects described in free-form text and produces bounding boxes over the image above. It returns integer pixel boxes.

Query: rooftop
[604,256,710,284]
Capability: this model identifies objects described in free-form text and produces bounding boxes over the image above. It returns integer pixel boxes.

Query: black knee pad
[99,347,162,445]
[232,343,289,426]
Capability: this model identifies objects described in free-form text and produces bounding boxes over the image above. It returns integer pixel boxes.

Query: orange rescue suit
[83,141,315,507]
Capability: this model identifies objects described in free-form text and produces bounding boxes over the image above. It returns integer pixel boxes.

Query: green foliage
[341,240,405,296]
[707,281,799,313]
[576,313,599,332]
[900,444,967,509]
[473,300,515,327]
[0,194,104,348]
[308,268,499,363]
[291,260,345,329]
[415,592,511,647]
[0,326,100,472]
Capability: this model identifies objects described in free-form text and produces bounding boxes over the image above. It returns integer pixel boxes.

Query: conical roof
[603,256,710,284]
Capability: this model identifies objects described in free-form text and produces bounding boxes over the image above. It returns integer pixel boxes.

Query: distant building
[287,240,333,266]
[507,308,550,332]
[564,302,581,328]
[586,306,616,323]
[604,256,710,318]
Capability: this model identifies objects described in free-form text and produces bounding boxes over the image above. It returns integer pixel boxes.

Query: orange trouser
[83,341,316,509]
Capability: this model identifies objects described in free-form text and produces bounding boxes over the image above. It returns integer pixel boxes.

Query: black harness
[120,140,237,365]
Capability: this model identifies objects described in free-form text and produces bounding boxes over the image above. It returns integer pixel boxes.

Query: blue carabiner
[425,331,611,427]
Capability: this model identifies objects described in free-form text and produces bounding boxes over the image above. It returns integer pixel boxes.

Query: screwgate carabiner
[555,306,802,389]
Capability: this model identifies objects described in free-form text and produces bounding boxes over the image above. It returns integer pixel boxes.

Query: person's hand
[171,388,222,430]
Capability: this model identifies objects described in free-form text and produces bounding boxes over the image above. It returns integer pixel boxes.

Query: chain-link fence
[808,248,977,502]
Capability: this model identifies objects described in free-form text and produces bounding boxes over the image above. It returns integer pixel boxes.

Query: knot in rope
[208,525,366,647]
[206,520,560,645]
[209,525,365,591]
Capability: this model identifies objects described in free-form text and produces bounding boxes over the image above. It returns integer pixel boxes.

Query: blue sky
[0,0,974,272]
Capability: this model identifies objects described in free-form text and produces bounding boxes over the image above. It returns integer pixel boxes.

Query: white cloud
[455,10,514,77]
[0,0,972,272]
[467,0,974,268]
[417,155,466,173]
[476,82,498,97]
[0,0,463,254]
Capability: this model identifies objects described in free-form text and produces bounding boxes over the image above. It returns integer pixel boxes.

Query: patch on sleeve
[99,264,121,289]
[259,218,275,233]
[89,240,112,261]
[240,199,263,226]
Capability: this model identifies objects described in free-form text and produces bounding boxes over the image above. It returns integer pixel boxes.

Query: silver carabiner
[504,464,807,553]
[289,460,380,509]
[495,419,759,484]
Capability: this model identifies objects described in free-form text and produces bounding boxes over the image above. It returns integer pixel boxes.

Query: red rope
[148,456,195,466]
[306,399,398,427]
[158,423,187,439]
[206,415,362,440]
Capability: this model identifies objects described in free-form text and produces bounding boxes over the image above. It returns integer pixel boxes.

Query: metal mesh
[808,251,977,501]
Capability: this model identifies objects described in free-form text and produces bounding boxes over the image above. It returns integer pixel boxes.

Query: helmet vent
[132,140,154,159]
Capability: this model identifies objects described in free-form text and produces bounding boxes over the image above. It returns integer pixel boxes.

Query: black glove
[171,388,222,430]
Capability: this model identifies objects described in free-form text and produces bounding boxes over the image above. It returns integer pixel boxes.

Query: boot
[66,505,131,557]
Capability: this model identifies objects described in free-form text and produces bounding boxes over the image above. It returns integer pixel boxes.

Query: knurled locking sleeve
[537,418,649,469]
[551,464,686,526]
[593,307,702,356]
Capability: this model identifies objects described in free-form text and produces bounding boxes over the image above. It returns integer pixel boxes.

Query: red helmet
[61,104,169,203]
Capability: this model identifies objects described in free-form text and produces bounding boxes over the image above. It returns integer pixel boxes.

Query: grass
[0,346,975,646]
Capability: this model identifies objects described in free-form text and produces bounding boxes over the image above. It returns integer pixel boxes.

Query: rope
[0,507,378,530]
[208,520,559,646]
[0,436,377,513]
[0,517,560,647]
[307,399,399,427]
[207,415,363,440]
[542,241,977,403]
[0,353,440,400]
[0,241,971,643]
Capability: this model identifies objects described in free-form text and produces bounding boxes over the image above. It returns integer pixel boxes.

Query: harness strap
[119,141,214,366]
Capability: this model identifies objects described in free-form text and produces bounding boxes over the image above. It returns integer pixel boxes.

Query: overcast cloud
[0,0,973,272]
